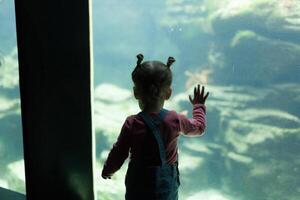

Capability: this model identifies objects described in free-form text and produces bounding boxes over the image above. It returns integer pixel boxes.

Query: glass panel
[93,0,300,199]
[0,0,26,194]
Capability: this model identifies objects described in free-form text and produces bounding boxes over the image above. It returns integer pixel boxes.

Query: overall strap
[138,109,168,166]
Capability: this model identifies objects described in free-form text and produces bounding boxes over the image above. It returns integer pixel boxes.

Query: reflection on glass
[0,0,25,194]
[93,0,300,199]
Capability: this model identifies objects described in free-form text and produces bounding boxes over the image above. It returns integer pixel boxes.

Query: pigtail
[137,54,144,66]
[166,56,175,68]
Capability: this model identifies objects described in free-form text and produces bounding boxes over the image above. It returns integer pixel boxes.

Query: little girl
[101,54,209,200]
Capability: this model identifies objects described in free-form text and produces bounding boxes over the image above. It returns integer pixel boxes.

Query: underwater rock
[0,48,19,89]
[161,0,300,86]
[94,83,132,103]
[163,0,300,40]
[162,0,300,87]
[206,1,300,85]
[178,84,300,147]
[0,160,25,194]
[0,53,3,68]
[211,0,300,42]
[186,189,234,200]
[217,30,300,85]
[0,96,23,165]
[174,83,300,199]
[0,113,24,192]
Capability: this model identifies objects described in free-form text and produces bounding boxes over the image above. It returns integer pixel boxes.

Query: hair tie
[166,56,175,68]
[136,54,144,66]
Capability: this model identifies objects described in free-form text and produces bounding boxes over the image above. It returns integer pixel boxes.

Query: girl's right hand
[189,84,209,105]
[101,174,111,179]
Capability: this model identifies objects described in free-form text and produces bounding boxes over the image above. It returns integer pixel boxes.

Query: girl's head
[131,54,175,110]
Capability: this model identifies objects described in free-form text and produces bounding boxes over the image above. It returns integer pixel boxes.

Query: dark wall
[14,0,94,199]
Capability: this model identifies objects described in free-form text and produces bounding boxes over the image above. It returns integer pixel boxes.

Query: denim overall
[125,109,180,200]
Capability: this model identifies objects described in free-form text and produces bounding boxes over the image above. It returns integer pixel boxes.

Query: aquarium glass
[93,0,300,199]
[0,0,26,194]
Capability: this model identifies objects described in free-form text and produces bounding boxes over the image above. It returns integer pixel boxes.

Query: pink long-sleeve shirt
[102,104,206,177]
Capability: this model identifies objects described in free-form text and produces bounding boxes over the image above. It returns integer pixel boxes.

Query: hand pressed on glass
[189,84,209,105]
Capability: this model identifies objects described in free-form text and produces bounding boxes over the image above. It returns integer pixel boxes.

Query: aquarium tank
[1,0,300,199]
[0,0,26,194]
[92,0,300,200]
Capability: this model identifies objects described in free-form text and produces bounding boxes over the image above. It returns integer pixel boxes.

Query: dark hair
[131,54,175,104]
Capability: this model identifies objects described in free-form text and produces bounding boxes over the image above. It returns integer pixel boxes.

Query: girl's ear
[165,87,172,100]
[133,86,139,99]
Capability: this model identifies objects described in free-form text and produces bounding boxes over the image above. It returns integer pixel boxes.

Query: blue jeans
[125,161,180,200]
